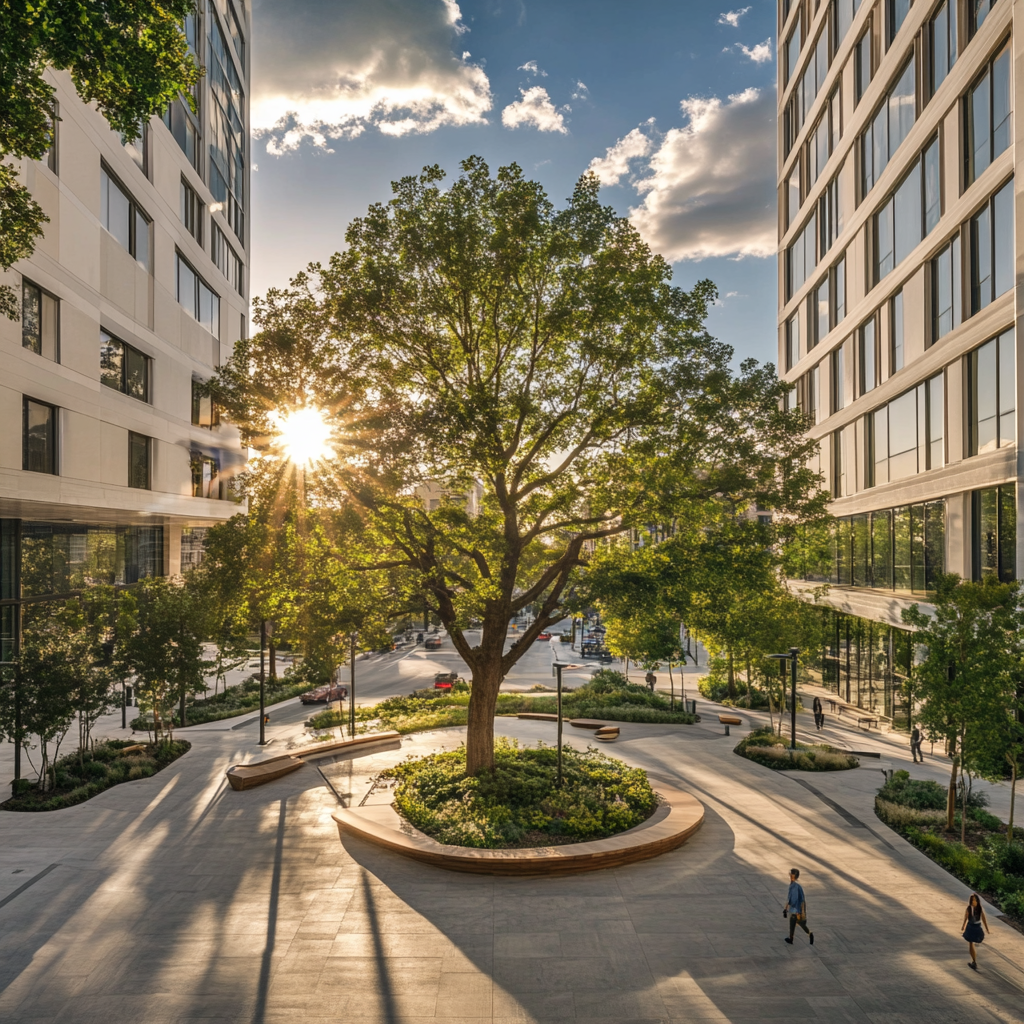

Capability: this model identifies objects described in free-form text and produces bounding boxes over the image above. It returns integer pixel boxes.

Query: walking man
[812,696,824,731]
[783,868,813,945]
[911,725,924,763]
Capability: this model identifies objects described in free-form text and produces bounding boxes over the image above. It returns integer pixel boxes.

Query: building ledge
[787,579,935,630]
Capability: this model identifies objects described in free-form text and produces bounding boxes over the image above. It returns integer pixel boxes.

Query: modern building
[0,0,250,657]
[777,0,1014,718]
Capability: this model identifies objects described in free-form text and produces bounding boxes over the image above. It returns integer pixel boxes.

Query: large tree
[211,158,822,774]
[0,1,200,317]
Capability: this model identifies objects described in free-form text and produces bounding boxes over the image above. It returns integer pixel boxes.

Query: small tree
[903,574,1019,838]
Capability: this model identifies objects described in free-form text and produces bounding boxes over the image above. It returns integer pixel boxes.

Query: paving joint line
[784,776,897,850]
[0,863,59,911]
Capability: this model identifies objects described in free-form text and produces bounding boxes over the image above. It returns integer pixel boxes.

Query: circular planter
[333,783,703,876]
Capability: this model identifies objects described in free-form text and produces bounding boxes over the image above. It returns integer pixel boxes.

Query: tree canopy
[0,1,200,316]
[210,158,825,773]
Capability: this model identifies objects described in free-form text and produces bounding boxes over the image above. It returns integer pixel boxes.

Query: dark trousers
[911,741,923,762]
[789,913,810,940]
[814,712,824,730]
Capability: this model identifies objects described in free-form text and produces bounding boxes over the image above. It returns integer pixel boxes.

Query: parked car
[434,671,459,690]
[300,683,349,705]
[536,632,552,641]
[424,636,443,650]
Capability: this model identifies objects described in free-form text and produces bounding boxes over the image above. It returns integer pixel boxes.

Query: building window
[812,277,829,349]
[833,255,846,325]
[122,124,148,177]
[785,164,801,228]
[227,2,245,68]
[830,342,846,413]
[787,212,817,299]
[785,313,800,370]
[965,44,1011,188]
[832,425,850,497]
[972,485,1015,582]
[819,172,844,256]
[41,100,58,173]
[176,254,221,338]
[23,398,57,475]
[860,57,916,199]
[181,526,210,570]
[858,317,877,395]
[967,328,1015,456]
[209,16,246,241]
[930,236,962,343]
[21,280,58,360]
[180,178,203,243]
[100,330,149,402]
[886,0,912,49]
[890,290,905,373]
[128,432,150,490]
[211,224,243,295]
[873,137,940,283]
[784,22,803,87]
[100,166,150,271]
[929,1,957,95]
[191,452,218,498]
[969,0,1000,41]
[870,374,944,486]
[191,378,219,427]
[834,0,863,49]
[854,28,872,105]
[163,98,201,169]
[969,178,1014,314]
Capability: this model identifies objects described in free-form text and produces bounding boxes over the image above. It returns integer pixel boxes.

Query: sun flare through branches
[270,406,333,467]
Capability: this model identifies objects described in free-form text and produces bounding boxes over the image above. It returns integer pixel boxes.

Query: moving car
[434,671,459,690]
[299,683,349,704]
[424,636,443,650]
[536,632,552,641]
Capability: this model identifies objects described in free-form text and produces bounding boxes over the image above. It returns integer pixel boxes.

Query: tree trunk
[1008,759,1017,847]
[947,752,958,833]
[179,688,187,730]
[745,653,752,709]
[727,651,736,699]
[668,661,674,710]
[465,664,503,775]
[269,625,277,680]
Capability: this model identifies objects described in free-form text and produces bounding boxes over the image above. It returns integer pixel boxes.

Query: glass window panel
[816,278,830,345]
[860,319,876,394]
[128,433,150,489]
[993,179,1014,300]
[888,58,916,157]
[830,88,841,153]
[932,244,952,340]
[924,501,945,588]
[134,210,150,272]
[970,71,991,182]
[893,162,922,266]
[22,281,41,353]
[23,399,56,475]
[888,0,912,45]
[872,105,888,185]
[911,503,926,592]
[971,204,992,312]
[873,407,890,485]
[973,339,998,453]
[992,48,1011,160]
[927,373,945,469]
[834,257,846,323]
[853,514,870,586]
[786,28,801,84]
[102,169,131,251]
[832,344,845,412]
[975,488,999,579]
[786,313,799,370]
[888,389,919,480]
[876,199,894,280]
[931,3,950,92]
[923,138,941,234]
[177,256,197,318]
[856,31,871,104]
[872,510,893,588]
[891,290,904,370]
[998,328,1015,447]
[100,332,123,391]
[971,0,996,38]
[815,30,829,95]
[125,345,147,401]
[893,506,911,589]
[787,166,800,228]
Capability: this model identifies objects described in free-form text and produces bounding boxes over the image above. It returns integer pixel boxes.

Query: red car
[536,632,552,640]
[300,683,349,704]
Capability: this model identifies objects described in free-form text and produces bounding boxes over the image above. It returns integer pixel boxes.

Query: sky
[248,0,779,367]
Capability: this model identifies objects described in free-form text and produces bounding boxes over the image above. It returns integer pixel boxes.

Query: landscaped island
[734,726,859,772]
[379,739,658,849]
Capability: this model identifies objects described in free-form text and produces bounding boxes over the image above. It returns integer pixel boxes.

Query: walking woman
[812,696,824,731]
[962,893,989,969]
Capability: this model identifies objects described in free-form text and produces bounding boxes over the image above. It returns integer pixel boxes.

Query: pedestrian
[812,696,824,731]
[645,671,656,692]
[911,725,924,763]
[783,868,814,946]
[962,893,989,970]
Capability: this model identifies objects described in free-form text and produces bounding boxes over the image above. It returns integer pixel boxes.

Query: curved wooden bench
[333,784,703,876]
[569,718,607,730]
[227,731,401,791]
[595,727,619,743]
[718,714,742,736]
[517,713,559,721]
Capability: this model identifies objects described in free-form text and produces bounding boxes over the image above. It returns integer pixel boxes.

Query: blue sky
[249,0,779,367]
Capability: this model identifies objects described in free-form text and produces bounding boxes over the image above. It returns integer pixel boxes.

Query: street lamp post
[349,632,359,740]
[259,619,267,745]
[552,661,583,788]
[768,647,800,750]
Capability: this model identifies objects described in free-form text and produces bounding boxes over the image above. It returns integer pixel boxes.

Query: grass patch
[874,769,1024,925]
[380,738,657,848]
[1,739,190,812]
[734,726,859,772]
[131,676,308,729]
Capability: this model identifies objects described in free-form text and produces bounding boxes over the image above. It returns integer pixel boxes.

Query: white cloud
[501,86,568,133]
[586,128,652,185]
[250,0,492,151]
[571,81,589,101]
[517,60,547,77]
[718,8,751,26]
[619,87,776,261]
[739,38,773,63]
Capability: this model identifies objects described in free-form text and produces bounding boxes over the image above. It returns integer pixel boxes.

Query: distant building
[415,480,484,517]
[1,1,250,658]
[778,0,1014,719]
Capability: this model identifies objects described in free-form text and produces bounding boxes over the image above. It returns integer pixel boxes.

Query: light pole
[259,619,267,745]
[768,647,800,750]
[349,631,359,740]
[552,661,583,788]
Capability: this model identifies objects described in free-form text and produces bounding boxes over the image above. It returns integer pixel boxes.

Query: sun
[271,407,332,467]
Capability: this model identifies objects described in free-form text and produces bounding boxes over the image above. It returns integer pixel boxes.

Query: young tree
[0,1,201,317]
[903,574,1020,838]
[211,159,824,774]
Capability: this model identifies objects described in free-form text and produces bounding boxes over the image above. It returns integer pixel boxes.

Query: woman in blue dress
[961,893,989,970]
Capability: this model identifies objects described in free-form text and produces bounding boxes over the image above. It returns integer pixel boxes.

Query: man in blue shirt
[783,868,814,945]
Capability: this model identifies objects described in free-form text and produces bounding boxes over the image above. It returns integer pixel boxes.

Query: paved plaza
[2,685,1024,1024]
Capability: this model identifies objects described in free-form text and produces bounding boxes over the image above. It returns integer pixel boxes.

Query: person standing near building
[812,696,824,731]
[783,868,813,945]
[911,725,924,763]
[962,893,989,969]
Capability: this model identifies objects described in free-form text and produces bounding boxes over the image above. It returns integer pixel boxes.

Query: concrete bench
[517,713,559,721]
[719,714,742,736]
[569,719,607,730]
[594,727,620,742]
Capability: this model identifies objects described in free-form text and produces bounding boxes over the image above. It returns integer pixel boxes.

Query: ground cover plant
[526,670,697,724]
[130,675,307,730]
[1,739,190,812]
[381,738,657,848]
[735,726,859,772]
[874,769,1024,923]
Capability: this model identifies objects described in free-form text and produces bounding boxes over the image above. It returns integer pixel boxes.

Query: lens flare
[271,407,332,467]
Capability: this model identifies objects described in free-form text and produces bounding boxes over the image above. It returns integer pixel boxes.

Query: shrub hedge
[131,676,307,730]
[1,739,190,812]
[734,726,859,772]
[381,738,657,848]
